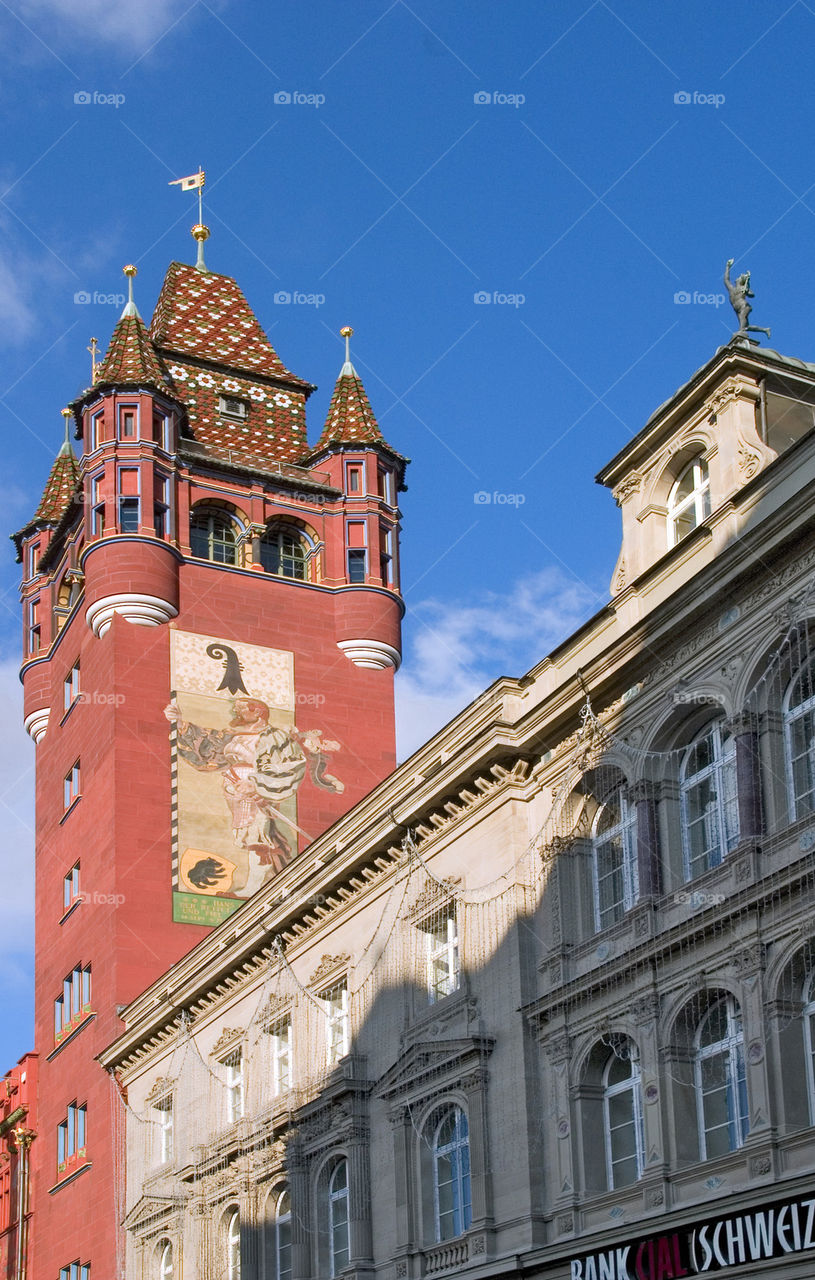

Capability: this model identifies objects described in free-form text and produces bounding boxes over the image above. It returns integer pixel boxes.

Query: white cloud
[395,567,600,759]
[19,0,203,47]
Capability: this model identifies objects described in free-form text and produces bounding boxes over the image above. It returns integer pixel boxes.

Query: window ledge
[48,1160,91,1194]
[59,697,81,728]
[47,1013,96,1060]
[60,796,82,825]
[59,897,83,926]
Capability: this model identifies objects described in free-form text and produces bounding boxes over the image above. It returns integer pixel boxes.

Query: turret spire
[191,223,210,272]
[340,325,354,375]
[121,264,140,319]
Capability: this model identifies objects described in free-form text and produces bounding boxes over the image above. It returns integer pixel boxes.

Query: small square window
[218,395,248,421]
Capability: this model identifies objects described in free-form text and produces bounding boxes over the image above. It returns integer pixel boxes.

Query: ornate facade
[102,331,815,1279]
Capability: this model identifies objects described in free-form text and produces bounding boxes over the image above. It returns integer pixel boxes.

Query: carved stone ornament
[544,1032,572,1063]
[211,1027,244,1058]
[613,560,627,593]
[737,438,763,480]
[731,943,766,977]
[395,1263,408,1279]
[645,1185,664,1208]
[631,994,660,1024]
[308,953,350,987]
[145,1076,175,1104]
[406,877,461,922]
[558,1214,575,1234]
[612,473,642,506]
[471,1235,487,1255]
[750,1154,772,1177]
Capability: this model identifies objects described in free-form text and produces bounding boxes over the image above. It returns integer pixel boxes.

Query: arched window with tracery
[431,1105,471,1242]
[189,506,240,565]
[695,996,748,1159]
[603,1041,645,1187]
[784,653,815,818]
[592,789,638,930]
[667,454,711,547]
[680,721,738,878]
[260,523,308,580]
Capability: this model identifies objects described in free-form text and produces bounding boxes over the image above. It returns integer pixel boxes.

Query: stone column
[287,1134,311,1280]
[541,1030,575,1207]
[388,1104,415,1255]
[347,1127,373,1267]
[727,711,762,840]
[732,942,772,1141]
[243,522,267,572]
[461,1066,492,1230]
[628,780,661,899]
[631,992,667,1204]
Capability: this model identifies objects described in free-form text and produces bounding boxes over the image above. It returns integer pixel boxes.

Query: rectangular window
[118,406,137,439]
[154,472,170,539]
[346,463,364,494]
[347,549,366,583]
[91,475,105,536]
[59,1265,90,1280]
[90,409,104,450]
[63,863,80,912]
[154,1094,173,1164]
[377,466,394,504]
[322,982,349,1065]
[63,663,80,712]
[423,909,460,1003]
[118,468,140,532]
[224,1050,244,1123]
[64,761,81,811]
[268,1018,292,1096]
[26,541,40,580]
[57,1102,87,1169]
[27,598,41,654]
[54,965,92,1039]
[379,525,393,587]
[152,410,171,451]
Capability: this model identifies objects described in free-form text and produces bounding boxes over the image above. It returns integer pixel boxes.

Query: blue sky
[2,0,815,1068]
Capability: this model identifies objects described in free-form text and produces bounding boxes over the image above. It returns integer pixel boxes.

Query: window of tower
[667,455,711,547]
[154,473,171,539]
[346,521,367,583]
[345,462,364,494]
[259,525,307,580]
[118,405,138,440]
[117,468,140,533]
[189,508,240,566]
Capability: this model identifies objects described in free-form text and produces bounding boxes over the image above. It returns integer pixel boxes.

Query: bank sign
[570,1190,815,1278]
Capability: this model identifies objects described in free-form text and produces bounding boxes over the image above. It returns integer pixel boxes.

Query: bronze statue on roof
[724,259,771,339]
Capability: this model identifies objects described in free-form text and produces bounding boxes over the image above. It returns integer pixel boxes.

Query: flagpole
[198,166,203,225]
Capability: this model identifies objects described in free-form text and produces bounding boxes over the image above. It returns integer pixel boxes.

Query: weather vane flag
[169,168,209,272]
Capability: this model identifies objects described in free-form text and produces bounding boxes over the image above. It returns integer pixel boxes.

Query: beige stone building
[103,333,815,1280]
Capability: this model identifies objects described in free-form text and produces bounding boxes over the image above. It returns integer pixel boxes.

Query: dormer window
[667,455,711,547]
[218,395,248,421]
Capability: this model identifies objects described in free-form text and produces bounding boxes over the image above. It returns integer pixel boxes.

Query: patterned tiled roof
[315,362,386,451]
[35,442,79,523]
[96,314,170,389]
[150,262,312,389]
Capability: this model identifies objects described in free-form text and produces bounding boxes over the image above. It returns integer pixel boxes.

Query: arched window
[602,1042,644,1188]
[260,524,307,580]
[190,507,239,565]
[271,1187,292,1280]
[326,1159,349,1276]
[158,1240,173,1280]
[695,997,748,1159]
[592,790,638,930]
[803,973,815,1125]
[784,654,815,818]
[432,1106,471,1242]
[227,1208,241,1280]
[667,455,711,547]
[680,721,738,879]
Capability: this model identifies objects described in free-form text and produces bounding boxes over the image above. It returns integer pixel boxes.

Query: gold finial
[123,264,137,278]
[87,336,99,382]
[191,223,210,273]
[340,326,354,367]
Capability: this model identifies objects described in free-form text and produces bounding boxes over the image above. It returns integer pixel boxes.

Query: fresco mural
[168,630,344,925]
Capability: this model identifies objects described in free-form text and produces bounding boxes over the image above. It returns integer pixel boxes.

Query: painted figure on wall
[168,631,344,924]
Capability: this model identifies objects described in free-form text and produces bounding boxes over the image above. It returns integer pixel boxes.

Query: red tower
[13,235,406,1279]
